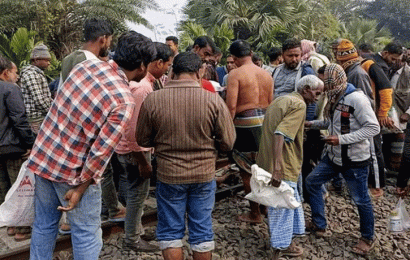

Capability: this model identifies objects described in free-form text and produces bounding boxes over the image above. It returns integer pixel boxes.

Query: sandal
[14,226,32,242]
[305,221,331,238]
[352,237,376,256]
[281,244,304,257]
[7,227,16,236]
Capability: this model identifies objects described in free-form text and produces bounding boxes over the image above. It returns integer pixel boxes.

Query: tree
[178,22,208,51]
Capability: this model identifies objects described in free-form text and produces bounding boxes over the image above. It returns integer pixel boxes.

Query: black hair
[172,52,202,75]
[193,36,217,54]
[268,47,282,62]
[282,38,301,52]
[165,36,179,45]
[113,31,156,71]
[83,18,114,42]
[358,43,373,53]
[229,40,251,58]
[0,55,13,74]
[153,42,174,62]
[318,65,326,75]
[214,47,222,55]
[384,42,404,55]
[252,53,262,63]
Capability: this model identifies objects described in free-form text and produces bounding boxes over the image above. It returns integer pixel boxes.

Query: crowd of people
[1,17,410,260]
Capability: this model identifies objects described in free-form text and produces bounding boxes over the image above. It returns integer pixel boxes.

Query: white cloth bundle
[245,164,301,209]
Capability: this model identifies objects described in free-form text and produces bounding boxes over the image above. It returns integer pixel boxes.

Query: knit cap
[31,44,51,59]
[336,39,358,61]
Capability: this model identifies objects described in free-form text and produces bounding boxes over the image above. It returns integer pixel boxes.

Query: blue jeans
[306,155,374,241]
[156,180,216,252]
[30,175,102,260]
[115,152,150,243]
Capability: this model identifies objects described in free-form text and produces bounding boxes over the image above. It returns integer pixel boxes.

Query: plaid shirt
[19,64,52,121]
[27,60,135,185]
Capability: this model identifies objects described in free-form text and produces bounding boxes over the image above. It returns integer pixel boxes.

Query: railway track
[0,158,243,260]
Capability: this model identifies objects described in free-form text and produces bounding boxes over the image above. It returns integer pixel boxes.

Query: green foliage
[0,28,38,68]
[179,22,208,51]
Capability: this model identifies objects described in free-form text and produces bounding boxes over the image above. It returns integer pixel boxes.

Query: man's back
[227,63,273,116]
[137,79,235,185]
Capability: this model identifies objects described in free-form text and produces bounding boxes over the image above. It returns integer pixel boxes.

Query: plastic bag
[388,198,410,232]
[244,164,301,209]
[0,161,35,227]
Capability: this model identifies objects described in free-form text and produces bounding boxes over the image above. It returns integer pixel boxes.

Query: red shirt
[201,79,216,93]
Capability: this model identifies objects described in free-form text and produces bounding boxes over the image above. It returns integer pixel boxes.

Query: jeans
[306,155,374,241]
[156,180,216,252]
[115,152,150,243]
[30,175,102,260]
[101,160,121,218]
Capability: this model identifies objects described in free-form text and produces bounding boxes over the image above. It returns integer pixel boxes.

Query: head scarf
[323,63,348,118]
[301,39,316,61]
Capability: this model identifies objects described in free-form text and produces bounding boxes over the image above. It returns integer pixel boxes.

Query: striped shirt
[26,60,135,185]
[137,79,236,184]
[19,64,52,121]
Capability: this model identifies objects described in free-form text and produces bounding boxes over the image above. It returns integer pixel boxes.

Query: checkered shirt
[26,60,135,185]
[19,64,52,121]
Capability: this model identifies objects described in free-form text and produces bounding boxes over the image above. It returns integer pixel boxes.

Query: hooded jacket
[311,84,380,167]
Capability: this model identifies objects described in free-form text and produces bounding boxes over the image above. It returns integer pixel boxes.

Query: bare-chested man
[226,39,273,223]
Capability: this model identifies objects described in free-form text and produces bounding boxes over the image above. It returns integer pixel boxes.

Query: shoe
[370,188,384,198]
[7,227,16,236]
[123,239,160,252]
[305,221,331,238]
[14,227,31,241]
[59,223,71,235]
[140,232,156,241]
[109,207,126,222]
[352,237,376,256]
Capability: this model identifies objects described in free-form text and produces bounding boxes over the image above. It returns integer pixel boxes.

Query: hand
[57,179,92,212]
[270,160,283,187]
[305,121,313,128]
[21,149,31,160]
[378,116,394,128]
[139,163,153,179]
[323,135,339,146]
[399,113,410,123]
[396,186,409,197]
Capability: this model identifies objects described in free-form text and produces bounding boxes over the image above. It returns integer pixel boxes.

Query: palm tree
[178,22,208,51]
[0,28,38,68]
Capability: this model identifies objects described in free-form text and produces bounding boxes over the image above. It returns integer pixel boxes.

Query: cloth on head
[31,44,51,60]
[301,40,316,61]
[323,64,348,118]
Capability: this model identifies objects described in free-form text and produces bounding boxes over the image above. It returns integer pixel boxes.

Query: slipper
[352,237,376,256]
[237,214,262,224]
[14,232,31,241]
[281,245,303,257]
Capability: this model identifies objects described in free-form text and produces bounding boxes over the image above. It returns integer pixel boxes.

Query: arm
[270,134,284,187]
[214,99,236,152]
[136,99,155,148]
[307,119,330,130]
[131,151,152,179]
[369,64,393,124]
[338,95,380,145]
[57,179,92,212]
[6,85,35,148]
[225,72,239,118]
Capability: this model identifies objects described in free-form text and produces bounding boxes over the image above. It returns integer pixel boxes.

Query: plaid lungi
[268,180,305,249]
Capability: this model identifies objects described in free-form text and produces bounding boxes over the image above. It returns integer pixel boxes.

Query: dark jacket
[0,81,35,154]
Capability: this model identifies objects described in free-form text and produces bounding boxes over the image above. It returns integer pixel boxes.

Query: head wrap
[31,44,51,60]
[301,39,316,61]
[323,63,348,118]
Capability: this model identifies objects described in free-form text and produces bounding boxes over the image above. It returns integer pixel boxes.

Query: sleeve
[21,70,52,113]
[302,63,316,76]
[338,95,380,145]
[136,98,155,148]
[310,119,330,130]
[214,98,236,152]
[6,85,35,148]
[80,103,134,183]
[349,72,374,101]
[368,64,393,117]
[275,101,306,142]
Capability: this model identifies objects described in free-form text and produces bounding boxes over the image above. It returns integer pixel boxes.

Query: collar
[109,60,129,83]
[145,72,156,83]
[165,79,201,88]
[80,49,99,60]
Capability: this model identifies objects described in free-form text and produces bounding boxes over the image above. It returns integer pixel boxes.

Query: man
[191,36,217,64]
[358,43,374,58]
[258,75,324,260]
[301,39,330,73]
[165,36,179,56]
[137,52,235,260]
[369,42,404,79]
[19,44,53,134]
[27,31,156,259]
[0,57,35,242]
[59,18,113,85]
[115,42,173,253]
[226,39,273,223]
[217,55,236,87]
[264,47,283,74]
[272,38,315,98]
[251,53,264,67]
[336,39,393,197]
[306,64,379,257]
